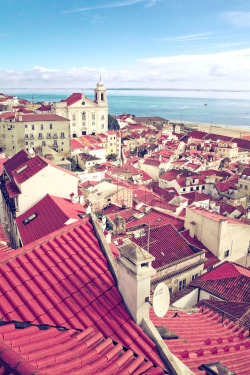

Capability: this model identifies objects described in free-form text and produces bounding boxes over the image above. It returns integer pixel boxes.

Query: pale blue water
[3,89,250,128]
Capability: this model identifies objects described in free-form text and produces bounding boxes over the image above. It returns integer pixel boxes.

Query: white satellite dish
[152,283,170,318]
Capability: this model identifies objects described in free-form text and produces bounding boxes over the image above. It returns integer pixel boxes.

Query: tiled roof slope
[17,114,69,122]
[150,307,250,375]
[16,194,85,246]
[0,218,164,369]
[130,224,197,269]
[126,209,184,230]
[0,324,165,375]
[12,155,48,184]
[3,149,30,179]
[190,262,250,302]
[197,300,250,331]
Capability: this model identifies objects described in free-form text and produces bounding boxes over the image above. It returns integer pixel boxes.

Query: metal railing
[201,300,249,332]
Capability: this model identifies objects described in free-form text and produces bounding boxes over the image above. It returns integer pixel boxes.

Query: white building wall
[15,165,79,215]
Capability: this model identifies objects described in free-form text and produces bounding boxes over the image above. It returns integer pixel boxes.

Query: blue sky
[1,0,250,89]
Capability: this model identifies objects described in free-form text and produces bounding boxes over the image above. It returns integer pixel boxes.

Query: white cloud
[2,49,250,90]
[63,0,160,14]
[157,32,213,42]
[222,11,250,27]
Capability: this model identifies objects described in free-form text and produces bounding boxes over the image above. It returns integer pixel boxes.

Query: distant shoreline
[174,120,250,137]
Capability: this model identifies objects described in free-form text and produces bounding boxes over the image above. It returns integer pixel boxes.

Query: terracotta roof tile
[191,262,250,302]
[16,194,85,246]
[130,224,198,269]
[150,306,250,375]
[17,114,69,122]
[0,324,164,374]
[0,218,164,369]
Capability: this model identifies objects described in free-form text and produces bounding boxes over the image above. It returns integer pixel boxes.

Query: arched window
[101,93,104,101]
[95,93,97,101]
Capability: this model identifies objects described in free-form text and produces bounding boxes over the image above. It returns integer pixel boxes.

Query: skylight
[15,165,28,174]
[23,213,38,226]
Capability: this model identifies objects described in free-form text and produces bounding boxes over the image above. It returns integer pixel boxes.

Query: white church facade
[52,79,108,137]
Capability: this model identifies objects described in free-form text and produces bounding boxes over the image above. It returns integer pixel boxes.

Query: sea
[3,88,250,129]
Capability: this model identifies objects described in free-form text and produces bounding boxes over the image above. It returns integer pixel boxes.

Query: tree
[138,147,148,157]
[67,156,77,171]
[106,153,118,162]
[108,114,120,130]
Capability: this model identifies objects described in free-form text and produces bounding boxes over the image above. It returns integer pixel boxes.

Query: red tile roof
[12,155,48,184]
[0,218,164,369]
[5,180,21,198]
[150,306,250,375]
[62,93,96,107]
[17,114,69,122]
[0,112,15,119]
[0,324,164,375]
[130,224,197,269]
[181,192,209,205]
[71,138,84,150]
[215,181,236,192]
[126,209,184,230]
[16,194,85,246]
[3,150,30,179]
[188,206,246,225]
[190,262,250,302]
[0,157,8,176]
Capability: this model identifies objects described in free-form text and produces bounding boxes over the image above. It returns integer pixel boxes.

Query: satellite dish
[152,283,170,318]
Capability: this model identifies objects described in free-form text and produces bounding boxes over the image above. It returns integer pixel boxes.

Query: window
[101,124,104,129]
[240,184,243,188]
[169,288,172,296]
[40,124,43,130]
[92,122,95,126]
[42,141,46,146]
[92,114,95,120]
[32,125,35,130]
[179,279,186,290]
[53,140,57,146]
[192,273,198,281]
[101,93,104,100]
[202,185,205,190]
[224,250,229,258]
[60,132,65,138]
[82,112,86,120]
[25,124,27,128]
[47,133,51,138]
[245,185,248,190]
[38,133,43,139]
[25,142,28,145]
[50,124,53,129]
[23,213,37,226]
[72,115,76,121]
[101,115,105,120]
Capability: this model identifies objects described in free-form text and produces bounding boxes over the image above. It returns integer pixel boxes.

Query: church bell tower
[94,76,107,106]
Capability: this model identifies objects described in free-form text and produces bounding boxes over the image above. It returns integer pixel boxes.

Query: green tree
[67,157,77,171]
[106,153,118,162]
[108,114,120,130]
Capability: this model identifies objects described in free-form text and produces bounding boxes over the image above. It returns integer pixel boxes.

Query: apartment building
[0,113,71,156]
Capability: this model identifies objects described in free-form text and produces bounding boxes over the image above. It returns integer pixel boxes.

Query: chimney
[117,239,155,325]
[189,221,196,238]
